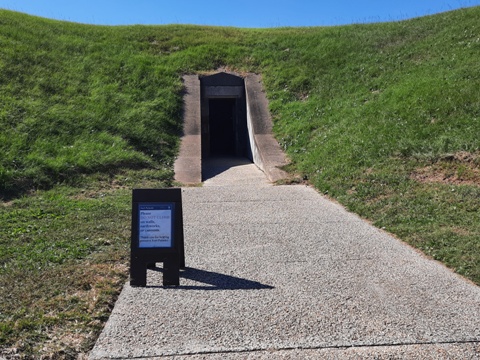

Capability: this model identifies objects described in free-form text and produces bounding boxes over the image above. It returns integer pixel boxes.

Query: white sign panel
[138,203,174,248]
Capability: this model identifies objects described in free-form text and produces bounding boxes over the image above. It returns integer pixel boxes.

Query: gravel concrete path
[90,158,480,359]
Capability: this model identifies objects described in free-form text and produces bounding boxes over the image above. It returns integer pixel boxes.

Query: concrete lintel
[203,86,244,98]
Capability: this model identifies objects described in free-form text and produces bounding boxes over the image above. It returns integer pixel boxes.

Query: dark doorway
[200,72,249,160]
[208,98,236,155]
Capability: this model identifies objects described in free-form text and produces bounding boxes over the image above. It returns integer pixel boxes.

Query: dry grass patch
[411,152,480,186]
[1,255,128,358]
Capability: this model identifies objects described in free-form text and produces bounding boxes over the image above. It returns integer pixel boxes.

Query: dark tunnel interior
[208,98,236,156]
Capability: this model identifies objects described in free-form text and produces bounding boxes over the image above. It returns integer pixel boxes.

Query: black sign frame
[130,188,185,287]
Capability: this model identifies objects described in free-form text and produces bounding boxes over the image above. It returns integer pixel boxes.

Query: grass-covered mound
[0,6,479,358]
[0,14,182,195]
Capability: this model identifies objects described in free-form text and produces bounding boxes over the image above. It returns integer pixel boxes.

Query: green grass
[1,6,479,358]
[0,171,173,356]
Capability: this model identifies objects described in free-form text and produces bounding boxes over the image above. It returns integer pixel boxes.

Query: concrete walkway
[90,158,480,359]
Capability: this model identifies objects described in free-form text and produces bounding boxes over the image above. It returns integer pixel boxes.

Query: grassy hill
[1,7,479,358]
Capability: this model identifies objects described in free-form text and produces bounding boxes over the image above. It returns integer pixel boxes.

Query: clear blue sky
[1,0,479,27]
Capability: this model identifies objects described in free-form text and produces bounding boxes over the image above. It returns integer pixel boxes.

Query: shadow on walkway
[201,156,253,181]
[148,266,274,291]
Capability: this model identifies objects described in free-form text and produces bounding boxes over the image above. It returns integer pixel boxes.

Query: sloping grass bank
[255,9,480,283]
[1,7,479,358]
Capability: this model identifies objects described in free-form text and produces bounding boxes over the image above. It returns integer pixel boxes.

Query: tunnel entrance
[200,72,250,160]
[208,98,236,155]
[175,72,289,184]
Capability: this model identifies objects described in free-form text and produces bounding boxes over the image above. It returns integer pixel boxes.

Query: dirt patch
[448,226,472,236]
[411,152,480,186]
[45,262,128,357]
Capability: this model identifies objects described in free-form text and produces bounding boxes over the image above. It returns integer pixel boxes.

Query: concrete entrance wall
[174,72,288,184]
[174,75,202,184]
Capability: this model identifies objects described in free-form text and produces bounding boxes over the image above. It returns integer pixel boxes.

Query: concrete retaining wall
[244,74,288,183]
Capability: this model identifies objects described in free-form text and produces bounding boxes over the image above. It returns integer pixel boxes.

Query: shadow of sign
[148,266,274,290]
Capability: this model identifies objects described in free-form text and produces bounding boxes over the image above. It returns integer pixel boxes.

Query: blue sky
[1,0,479,27]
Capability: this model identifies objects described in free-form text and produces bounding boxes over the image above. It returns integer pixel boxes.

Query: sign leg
[130,260,147,287]
[163,258,180,286]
